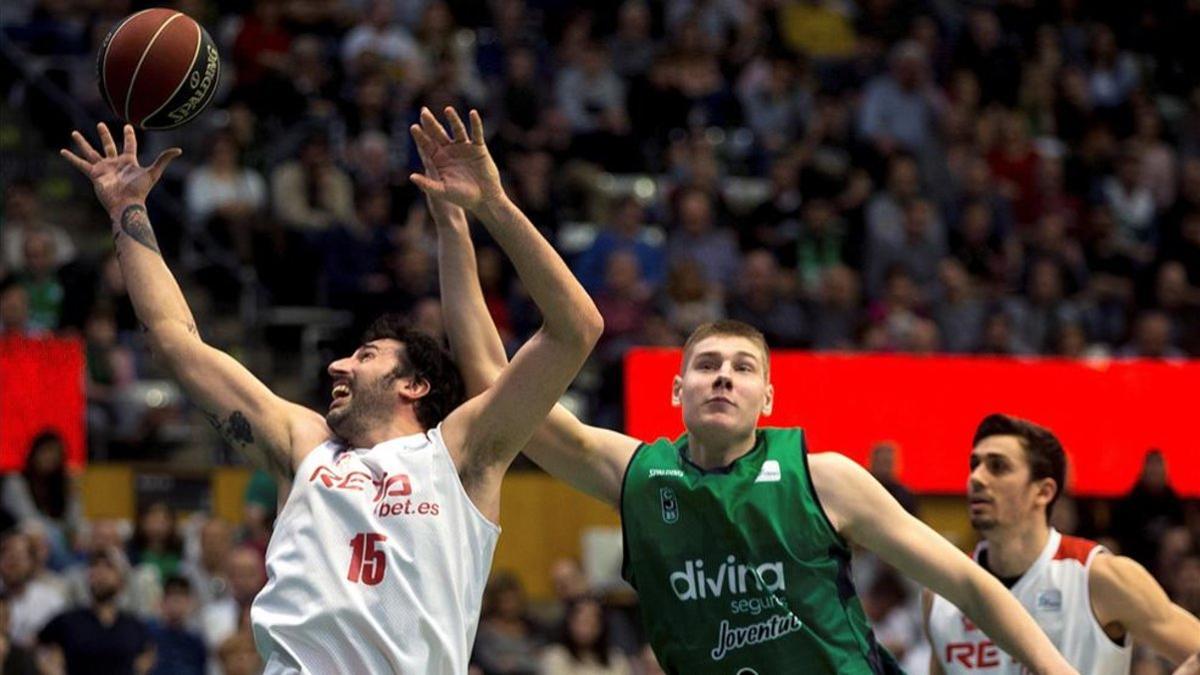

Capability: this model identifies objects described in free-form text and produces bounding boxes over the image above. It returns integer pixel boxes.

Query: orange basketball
[97,8,221,130]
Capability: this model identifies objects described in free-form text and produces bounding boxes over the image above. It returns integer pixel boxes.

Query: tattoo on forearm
[119,204,160,254]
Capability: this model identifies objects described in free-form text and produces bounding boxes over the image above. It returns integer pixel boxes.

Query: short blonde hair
[681,321,770,374]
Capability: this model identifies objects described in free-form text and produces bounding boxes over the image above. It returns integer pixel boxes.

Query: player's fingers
[409,173,444,196]
[60,149,92,175]
[71,131,103,163]
[148,148,183,181]
[123,124,138,157]
[469,110,485,146]
[420,107,452,146]
[445,107,469,143]
[97,122,118,157]
[410,125,438,165]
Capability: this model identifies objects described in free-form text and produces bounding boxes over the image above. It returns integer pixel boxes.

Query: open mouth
[330,383,351,407]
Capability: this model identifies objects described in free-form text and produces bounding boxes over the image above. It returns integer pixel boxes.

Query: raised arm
[419,122,636,506]
[1090,553,1200,665]
[809,453,1077,675]
[61,124,328,476]
[410,108,605,505]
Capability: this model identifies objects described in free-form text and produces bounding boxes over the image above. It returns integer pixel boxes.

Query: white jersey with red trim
[928,528,1131,675]
[251,425,501,675]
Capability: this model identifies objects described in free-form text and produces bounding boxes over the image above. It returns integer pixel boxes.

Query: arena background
[1,0,1198,673]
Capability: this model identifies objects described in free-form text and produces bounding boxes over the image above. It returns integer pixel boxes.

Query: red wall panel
[0,336,87,472]
[624,350,1200,497]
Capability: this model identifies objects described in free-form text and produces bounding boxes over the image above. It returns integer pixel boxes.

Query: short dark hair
[163,575,192,595]
[973,413,1066,522]
[362,314,465,430]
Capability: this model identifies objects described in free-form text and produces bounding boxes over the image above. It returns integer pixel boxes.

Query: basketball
[97,8,220,130]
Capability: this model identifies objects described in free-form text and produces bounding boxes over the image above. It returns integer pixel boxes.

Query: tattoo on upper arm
[203,409,293,478]
[119,204,160,254]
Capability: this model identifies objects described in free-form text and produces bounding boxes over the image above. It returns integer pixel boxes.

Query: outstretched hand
[409,107,503,213]
[60,123,181,221]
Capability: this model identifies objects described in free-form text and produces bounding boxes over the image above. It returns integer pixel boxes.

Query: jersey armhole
[799,433,851,551]
[1085,548,1130,649]
[619,442,649,587]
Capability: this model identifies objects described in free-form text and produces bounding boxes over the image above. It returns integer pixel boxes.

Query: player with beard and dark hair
[925,414,1200,674]
[37,547,154,675]
[59,107,603,674]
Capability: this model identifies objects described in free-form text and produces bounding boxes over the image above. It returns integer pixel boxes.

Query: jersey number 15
[348,533,388,585]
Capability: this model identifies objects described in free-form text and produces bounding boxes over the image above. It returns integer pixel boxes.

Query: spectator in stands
[795,198,847,295]
[739,53,812,154]
[84,309,136,457]
[1153,261,1200,355]
[1113,450,1186,566]
[865,198,944,301]
[538,596,633,675]
[16,230,64,331]
[181,518,233,610]
[1085,24,1139,110]
[666,187,739,288]
[0,531,66,647]
[1,431,81,566]
[810,265,862,351]
[608,1,656,78]
[184,131,268,266]
[1008,257,1081,353]
[0,280,36,338]
[580,197,666,292]
[232,0,293,92]
[216,630,263,675]
[933,258,985,353]
[0,592,37,675]
[473,571,543,675]
[1102,146,1157,253]
[595,250,653,352]
[340,0,419,81]
[978,309,1033,355]
[323,187,393,315]
[727,250,808,348]
[38,546,153,675]
[0,179,75,274]
[270,131,355,235]
[1120,310,1186,359]
[556,41,633,170]
[857,41,944,160]
[200,546,265,651]
[128,501,184,582]
[149,576,206,675]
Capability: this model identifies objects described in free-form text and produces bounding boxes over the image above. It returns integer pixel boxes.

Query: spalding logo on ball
[98,8,220,130]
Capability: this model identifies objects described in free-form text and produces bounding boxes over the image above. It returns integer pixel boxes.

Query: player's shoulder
[1051,533,1102,565]
[1088,551,1151,590]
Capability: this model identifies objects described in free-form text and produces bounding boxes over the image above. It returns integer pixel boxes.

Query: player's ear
[761,383,774,417]
[671,375,682,407]
[400,377,431,402]
[1033,476,1057,511]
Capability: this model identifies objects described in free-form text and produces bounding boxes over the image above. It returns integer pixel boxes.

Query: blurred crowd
[2,0,1200,429]
[2,0,1200,673]
[0,432,1196,674]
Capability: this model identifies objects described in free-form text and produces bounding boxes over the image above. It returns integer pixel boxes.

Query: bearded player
[924,414,1200,674]
[421,174,1077,671]
[60,109,602,674]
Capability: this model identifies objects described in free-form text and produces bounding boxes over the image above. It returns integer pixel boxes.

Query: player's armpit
[1090,554,1200,663]
[151,322,329,476]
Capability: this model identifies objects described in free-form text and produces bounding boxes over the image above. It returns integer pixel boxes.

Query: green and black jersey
[621,427,904,674]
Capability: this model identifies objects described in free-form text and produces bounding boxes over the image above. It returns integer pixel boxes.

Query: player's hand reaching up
[60,123,181,221]
[410,107,503,214]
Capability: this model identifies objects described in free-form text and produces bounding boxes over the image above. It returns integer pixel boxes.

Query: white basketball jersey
[928,529,1131,675]
[251,426,500,674]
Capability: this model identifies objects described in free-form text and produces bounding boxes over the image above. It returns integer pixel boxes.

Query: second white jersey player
[252,426,500,674]
[927,528,1131,675]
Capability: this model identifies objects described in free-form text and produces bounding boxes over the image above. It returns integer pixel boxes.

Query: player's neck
[349,414,426,448]
[687,430,757,470]
[984,519,1051,578]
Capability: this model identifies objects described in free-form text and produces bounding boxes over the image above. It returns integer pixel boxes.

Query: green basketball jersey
[620,427,903,674]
